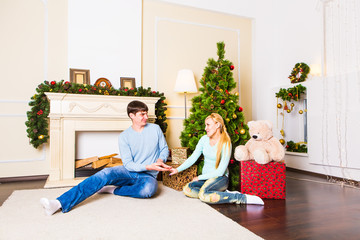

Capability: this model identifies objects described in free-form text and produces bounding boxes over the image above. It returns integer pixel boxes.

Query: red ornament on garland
[50,81,56,85]
[37,110,43,115]
[230,65,234,70]
[221,99,225,104]
[238,106,243,112]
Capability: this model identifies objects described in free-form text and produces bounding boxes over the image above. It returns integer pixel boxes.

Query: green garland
[288,62,310,83]
[275,84,306,102]
[286,141,307,153]
[26,80,168,149]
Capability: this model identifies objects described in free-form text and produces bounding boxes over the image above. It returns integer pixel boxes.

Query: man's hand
[146,159,172,172]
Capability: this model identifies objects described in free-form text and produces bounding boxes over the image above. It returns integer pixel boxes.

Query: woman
[169,113,264,205]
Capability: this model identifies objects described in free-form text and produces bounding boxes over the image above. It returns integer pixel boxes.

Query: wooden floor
[1,170,359,240]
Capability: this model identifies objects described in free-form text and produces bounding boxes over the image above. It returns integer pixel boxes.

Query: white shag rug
[0,182,263,240]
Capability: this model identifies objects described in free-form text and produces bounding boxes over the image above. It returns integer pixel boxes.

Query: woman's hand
[168,168,178,176]
[191,176,199,182]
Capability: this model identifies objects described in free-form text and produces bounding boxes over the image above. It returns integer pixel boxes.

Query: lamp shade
[174,69,197,93]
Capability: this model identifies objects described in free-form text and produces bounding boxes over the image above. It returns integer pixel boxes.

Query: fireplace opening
[75,132,122,178]
[75,165,102,178]
[75,153,123,178]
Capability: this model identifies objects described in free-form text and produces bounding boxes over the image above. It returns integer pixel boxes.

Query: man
[40,100,171,215]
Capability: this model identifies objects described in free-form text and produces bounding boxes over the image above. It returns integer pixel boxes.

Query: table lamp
[174,69,197,118]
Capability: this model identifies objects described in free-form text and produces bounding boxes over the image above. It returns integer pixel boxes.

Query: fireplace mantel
[44,93,160,188]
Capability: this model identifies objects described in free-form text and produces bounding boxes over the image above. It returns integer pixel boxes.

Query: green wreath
[288,62,310,83]
[26,80,168,149]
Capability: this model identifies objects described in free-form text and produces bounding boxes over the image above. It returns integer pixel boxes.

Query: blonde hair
[205,113,231,168]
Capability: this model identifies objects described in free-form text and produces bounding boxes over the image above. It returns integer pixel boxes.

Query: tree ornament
[299,110,304,114]
[221,99,225,104]
[290,103,295,107]
[283,101,288,110]
[38,135,44,140]
[188,134,192,137]
[287,109,291,113]
[210,104,214,109]
[230,65,234,70]
[226,118,230,122]
[277,103,282,108]
[235,92,239,96]
[232,113,237,119]
[279,139,285,144]
[240,128,246,134]
[280,129,285,137]
[238,106,243,112]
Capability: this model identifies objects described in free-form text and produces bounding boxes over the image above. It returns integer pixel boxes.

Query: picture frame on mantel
[70,68,90,85]
[120,77,136,89]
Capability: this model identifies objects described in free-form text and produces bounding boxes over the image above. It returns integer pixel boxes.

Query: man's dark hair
[127,100,148,117]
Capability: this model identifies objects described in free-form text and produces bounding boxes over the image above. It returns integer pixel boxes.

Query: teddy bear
[234,120,285,164]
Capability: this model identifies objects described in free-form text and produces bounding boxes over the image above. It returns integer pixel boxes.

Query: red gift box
[240,160,286,199]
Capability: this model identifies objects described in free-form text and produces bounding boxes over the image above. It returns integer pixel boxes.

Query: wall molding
[0,147,46,163]
[0,99,29,117]
[154,16,241,100]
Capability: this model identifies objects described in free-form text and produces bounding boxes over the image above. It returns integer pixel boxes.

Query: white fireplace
[44,93,160,188]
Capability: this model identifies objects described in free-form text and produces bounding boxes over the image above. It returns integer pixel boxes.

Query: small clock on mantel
[95,78,112,88]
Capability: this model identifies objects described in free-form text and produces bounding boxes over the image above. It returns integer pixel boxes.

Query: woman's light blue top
[176,135,231,180]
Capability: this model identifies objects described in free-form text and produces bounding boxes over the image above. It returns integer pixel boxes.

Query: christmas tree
[180,42,250,190]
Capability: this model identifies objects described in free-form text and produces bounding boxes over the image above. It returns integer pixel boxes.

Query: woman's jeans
[183,176,246,204]
[57,166,157,213]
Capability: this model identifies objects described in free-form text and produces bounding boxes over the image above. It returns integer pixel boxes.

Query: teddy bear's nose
[252,135,258,139]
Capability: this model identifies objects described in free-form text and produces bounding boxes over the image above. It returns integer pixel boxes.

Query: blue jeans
[183,176,247,204]
[57,166,157,213]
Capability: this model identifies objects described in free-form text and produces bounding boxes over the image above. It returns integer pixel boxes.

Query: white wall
[68,0,142,88]
[2,0,359,180]
[0,0,68,178]
[68,0,142,159]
